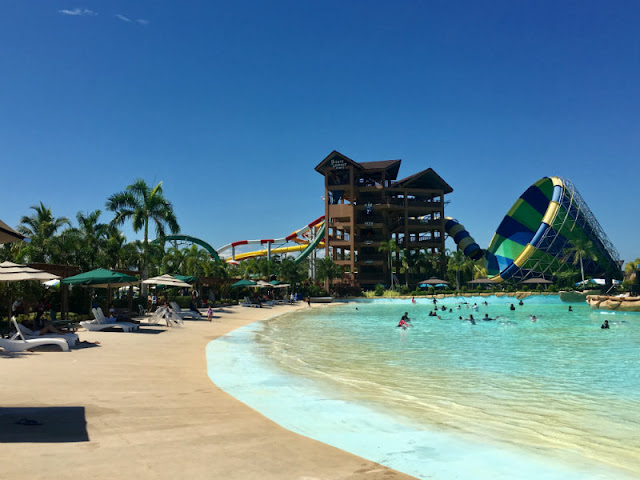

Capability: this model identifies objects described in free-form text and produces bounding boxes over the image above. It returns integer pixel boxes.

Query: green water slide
[294,222,325,265]
[160,234,221,262]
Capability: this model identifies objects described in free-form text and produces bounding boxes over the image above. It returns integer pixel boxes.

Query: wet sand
[0,303,416,480]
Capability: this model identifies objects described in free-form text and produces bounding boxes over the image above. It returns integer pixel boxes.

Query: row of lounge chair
[1,302,203,352]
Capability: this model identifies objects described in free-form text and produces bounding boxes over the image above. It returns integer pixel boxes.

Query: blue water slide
[444,217,483,260]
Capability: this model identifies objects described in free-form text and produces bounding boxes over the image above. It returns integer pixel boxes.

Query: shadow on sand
[0,406,89,443]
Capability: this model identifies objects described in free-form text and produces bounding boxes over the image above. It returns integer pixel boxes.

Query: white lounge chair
[241,296,262,308]
[148,306,184,327]
[138,304,147,316]
[1,320,69,353]
[80,308,139,332]
[170,301,202,320]
[11,317,78,347]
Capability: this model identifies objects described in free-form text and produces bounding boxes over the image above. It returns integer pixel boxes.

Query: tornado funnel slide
[483,176,621,282]
[444,218,483,260]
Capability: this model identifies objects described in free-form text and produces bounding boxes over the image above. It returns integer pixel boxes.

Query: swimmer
[483,314,494,321]
[397,317,410,329]
[467,315,476,325]
[601,320,610,329]
[437,315,442,320]
[456,304,462,310]
[483,301,488,306]
[519,300,523,306]
[510,304,516,311]
[472,303,478,310]
[441,305,446,311]
[458,316,463,320]
[401,312,411,323]
[411,297,416,304]
[449,308,452,313]
[531,315,537,322]
[568,306,573,312]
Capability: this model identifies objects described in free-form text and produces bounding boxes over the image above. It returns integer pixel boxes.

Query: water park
[1,152,639,480]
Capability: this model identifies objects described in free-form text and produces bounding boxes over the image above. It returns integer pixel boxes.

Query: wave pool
[206,296,640,479]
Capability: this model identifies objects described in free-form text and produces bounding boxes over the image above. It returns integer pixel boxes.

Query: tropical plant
[562,239,597,285]
[16,202,70,262]
[277,258,307,290]
[378,238,399,289]
[447,250,472,290]
[316,256,343,290]
[399,249,419,288]
[106,179,180,288]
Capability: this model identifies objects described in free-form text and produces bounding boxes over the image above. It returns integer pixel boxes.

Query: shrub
[374,284,385,296]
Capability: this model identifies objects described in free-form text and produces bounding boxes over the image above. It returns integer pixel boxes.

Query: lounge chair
[80,308,139,332]
[170,301,202,320]
[10,317,78,347]
[240,296,261,308]
[0,319,69,352]
[138,304,147,316]
[148,306,184,327]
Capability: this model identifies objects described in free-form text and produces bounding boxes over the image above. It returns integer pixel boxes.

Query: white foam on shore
[207,321,626,480]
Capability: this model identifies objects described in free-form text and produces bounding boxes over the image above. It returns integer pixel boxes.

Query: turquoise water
[206,296,640,479]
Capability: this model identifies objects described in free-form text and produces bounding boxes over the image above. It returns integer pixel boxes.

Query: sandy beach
[0,303,416,480]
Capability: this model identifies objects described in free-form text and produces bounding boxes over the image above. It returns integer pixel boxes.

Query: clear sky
[2,1,638,263]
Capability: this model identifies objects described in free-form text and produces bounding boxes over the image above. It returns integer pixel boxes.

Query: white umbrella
[249,280,274,288]
[0,261,60,319]
[142,274,192,288]
[0,261,59,282]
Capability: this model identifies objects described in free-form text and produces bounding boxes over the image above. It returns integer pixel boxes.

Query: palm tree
[378,238,400,289]
[106,179,180,289]
[75,210,109,270]
[447,250,468,290]
[399,249,419,288]
[162,245,186,274]
[562,239,597,285]
[277,257,307,291]
[316,256,343,291]
[17,202,70,262]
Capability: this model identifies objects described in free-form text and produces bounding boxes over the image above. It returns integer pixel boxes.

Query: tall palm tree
[106,179,180,288]
[447,250,469,290]
[399,249,420,288]
[17,202,70,262]
[75,210,109,270]
[316,256,343,291]
[378,238,399,289]
[562,238,597,285]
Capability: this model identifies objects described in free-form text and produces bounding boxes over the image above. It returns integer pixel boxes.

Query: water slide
[217,216,325,262]
[445,176,621,282]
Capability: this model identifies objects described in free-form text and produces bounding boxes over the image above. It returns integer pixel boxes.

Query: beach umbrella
[142,274,192,288]
[230,279,257,287]
[0,261,60,319]
[174,274,197,284]
[61,268,139,288]
[520,278,553,284]
[0,261,60,282]
[0,219,26,245]
[249,280,273,288]
[418,277,449,287]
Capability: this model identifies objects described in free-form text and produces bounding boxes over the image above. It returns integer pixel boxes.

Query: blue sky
[1,1,638,263]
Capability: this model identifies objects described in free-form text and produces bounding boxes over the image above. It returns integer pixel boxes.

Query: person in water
[401,312,411,323]
[531,315,537,322]
[519,299,523,306]
[483,314,494,321]
[601,320,610,329]
[568,306,573,312]
[411,297,416,304]
[510,304,516,311]
[397,317,411,329]
[467,315,476,325]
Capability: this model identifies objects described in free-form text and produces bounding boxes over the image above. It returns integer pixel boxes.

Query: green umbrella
[61,268,139,288]
[231,279,257,287]
[175,274,198,283]
[269,280,284,285]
